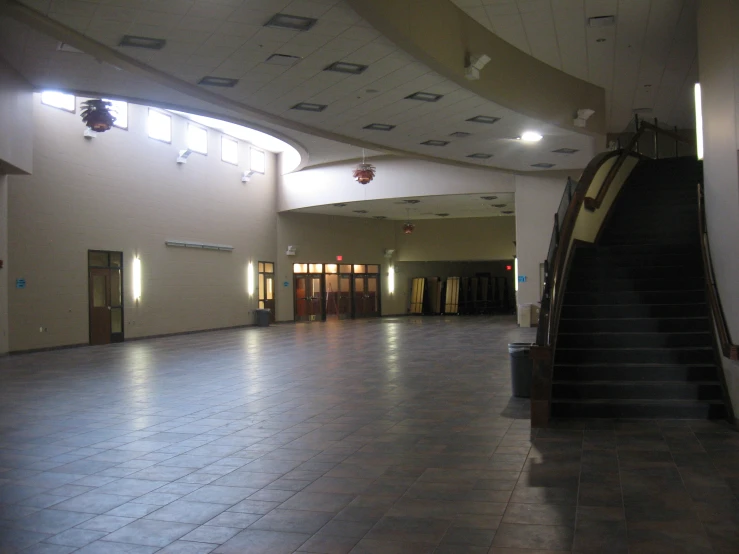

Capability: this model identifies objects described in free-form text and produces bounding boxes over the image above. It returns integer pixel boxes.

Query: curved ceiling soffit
[2,0,527,175]
[346,0,607,137]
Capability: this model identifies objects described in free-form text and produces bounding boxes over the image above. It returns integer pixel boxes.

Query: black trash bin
[255,309,271,327]
[508,343,533,398]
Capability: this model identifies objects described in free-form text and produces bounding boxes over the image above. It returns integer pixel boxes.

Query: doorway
[353,265,380,318]
[258,262,276,323]
[88,250,124,345]
[295,273,323,322]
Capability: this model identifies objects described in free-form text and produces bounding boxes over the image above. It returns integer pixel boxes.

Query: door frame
[258,261,276,323]
[88,249,125,344]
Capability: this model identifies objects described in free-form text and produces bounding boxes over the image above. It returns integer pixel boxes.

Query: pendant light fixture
[402,208,415,234]
[353,148,376,185]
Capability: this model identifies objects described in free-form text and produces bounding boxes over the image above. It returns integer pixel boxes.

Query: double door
[295,275,323,322]
[294,272,379,321]
[353,274,379,318]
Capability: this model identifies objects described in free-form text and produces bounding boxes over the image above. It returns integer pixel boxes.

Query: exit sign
[336,255,343,261]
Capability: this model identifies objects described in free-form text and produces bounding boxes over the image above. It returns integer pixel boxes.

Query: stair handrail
[584,116,695,212]
[697,182,739,361]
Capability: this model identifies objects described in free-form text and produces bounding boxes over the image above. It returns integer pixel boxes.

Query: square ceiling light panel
[265,13,318,31]
[466,115,500,124]
[450,131,472,138]
[265,54,302,67]
[531,162,556,168]
[363,123,396,131]
[325,62,368,75]
[291,102,327,112]
[406,92,444,102]
[119,35,166,50]
[467,153,493,159]
[421,140,449,146]
[198,76,239,87]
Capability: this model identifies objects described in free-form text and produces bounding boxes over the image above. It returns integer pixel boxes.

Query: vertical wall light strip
[388,266,395,294]
[247,262,255,296]
[694,83,704,161]
[514,258,519,292]
[132,257,142,300]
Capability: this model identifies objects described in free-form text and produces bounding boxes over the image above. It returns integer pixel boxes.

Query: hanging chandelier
[353,149,375,185]
[80,99,116,132]
[402,208,415,234]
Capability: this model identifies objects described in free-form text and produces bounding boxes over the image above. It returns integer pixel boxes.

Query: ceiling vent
[353,210,368,214]
[119,35,166,50]
[198,76,239,87]
[466,115,500,124]
[291,102,327,112]
[265,53,302,66]
[363,123,395,131]
[468,153,493,159]
[325,61,368,75]
[435,213,450,217]
[531,162,556,168]
[481,196,498,200]
[405,91,443,102]
[420,140,449,147]
[264,13,318,31]
[552,148,579,154]
[588,15,616,27]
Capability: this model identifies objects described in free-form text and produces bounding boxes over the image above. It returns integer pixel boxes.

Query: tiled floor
[0,316,737,554]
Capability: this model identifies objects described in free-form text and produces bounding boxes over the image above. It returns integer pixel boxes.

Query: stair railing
[530,117,696,427]
[698,183,739,361]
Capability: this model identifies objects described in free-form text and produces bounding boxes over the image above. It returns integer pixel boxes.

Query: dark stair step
[554,347,715,365]
[578,243,701,256]
[557,332,713,348]
[566,277,705,292]
[574,253,701,268]
[551,399,726,419]
[559,317,711,333]
[553,363,719,382]
[564,290,706,305]
[552,381,724,401]
[560,303,709,319]
[569,265,703,279]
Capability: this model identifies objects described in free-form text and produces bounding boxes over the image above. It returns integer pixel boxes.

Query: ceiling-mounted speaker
[286,245,297,256]
[384,249,395,258]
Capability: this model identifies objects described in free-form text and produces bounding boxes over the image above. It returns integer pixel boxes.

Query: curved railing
[530,117,696,427]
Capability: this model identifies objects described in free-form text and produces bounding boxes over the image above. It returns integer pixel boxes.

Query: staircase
[551,157,729,419]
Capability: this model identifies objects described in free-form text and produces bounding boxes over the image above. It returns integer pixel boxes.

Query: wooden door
[338,274,352,320]
[89,268,111,345]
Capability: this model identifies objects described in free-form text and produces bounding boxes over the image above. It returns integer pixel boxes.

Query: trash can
[255,309,271,327]
[509,343,533,398]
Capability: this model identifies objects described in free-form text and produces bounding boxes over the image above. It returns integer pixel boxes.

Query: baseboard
[10,343,89,355]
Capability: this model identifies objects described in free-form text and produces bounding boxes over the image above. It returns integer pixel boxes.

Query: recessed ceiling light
[588,15,616,27]
[501,210,515,214]
[325,61,368,75]
[198,76,239,87]
[363,123,395,131]
[493,204,506,208]
[519,131,543,142]
[481,196,498,200]
[468,153,493,159]
[531,162,555,168]
[57,42,84,53]
[420,140,449,147]
[466,115,500,124]
[373,216,387,220]
[333,203,347,207]
[435,213,450,217]
[265,53,302,66]
[119,35,166,50]
[264,13,317,31]
[405,91,443,102]
[353,210,368,214]
[291,102,327,112]
[450,131,471,138]
[552,148,579,154]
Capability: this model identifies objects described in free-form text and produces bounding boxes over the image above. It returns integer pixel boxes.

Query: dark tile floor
[0,316,737,553]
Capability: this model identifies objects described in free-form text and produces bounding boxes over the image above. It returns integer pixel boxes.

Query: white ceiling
[1,0,597,172]
[451,0,698,132]
[295,192,517,219]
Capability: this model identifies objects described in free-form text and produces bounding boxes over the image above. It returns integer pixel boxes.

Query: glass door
[258,262,276,323]
[294,274,323,322]
[88,250,124,345]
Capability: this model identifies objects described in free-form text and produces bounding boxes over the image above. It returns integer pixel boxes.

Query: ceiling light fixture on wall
[353,149,376,185]
[177,149,193,164]
[242,170,256,183]
[265,13,317,31]
[286,245,297,256]
[464,53,491,81]
[519,131,543,142]
[573,108,595,128]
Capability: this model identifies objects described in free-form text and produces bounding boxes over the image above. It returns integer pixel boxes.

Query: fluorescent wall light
[388,266,395,294]
[247,262,255,296]
[514,258,519,292]
[132,257,141,300]
[694,83,704,160]
[520,131,543,143]
[165,240,234,251]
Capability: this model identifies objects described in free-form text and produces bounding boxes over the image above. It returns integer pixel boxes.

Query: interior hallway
[0,317,737,553]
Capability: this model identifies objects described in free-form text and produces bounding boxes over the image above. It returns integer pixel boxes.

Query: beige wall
[0,57,33,175]
[697,0,739,413]
[8,95,277,351]
[0,175,7,354]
